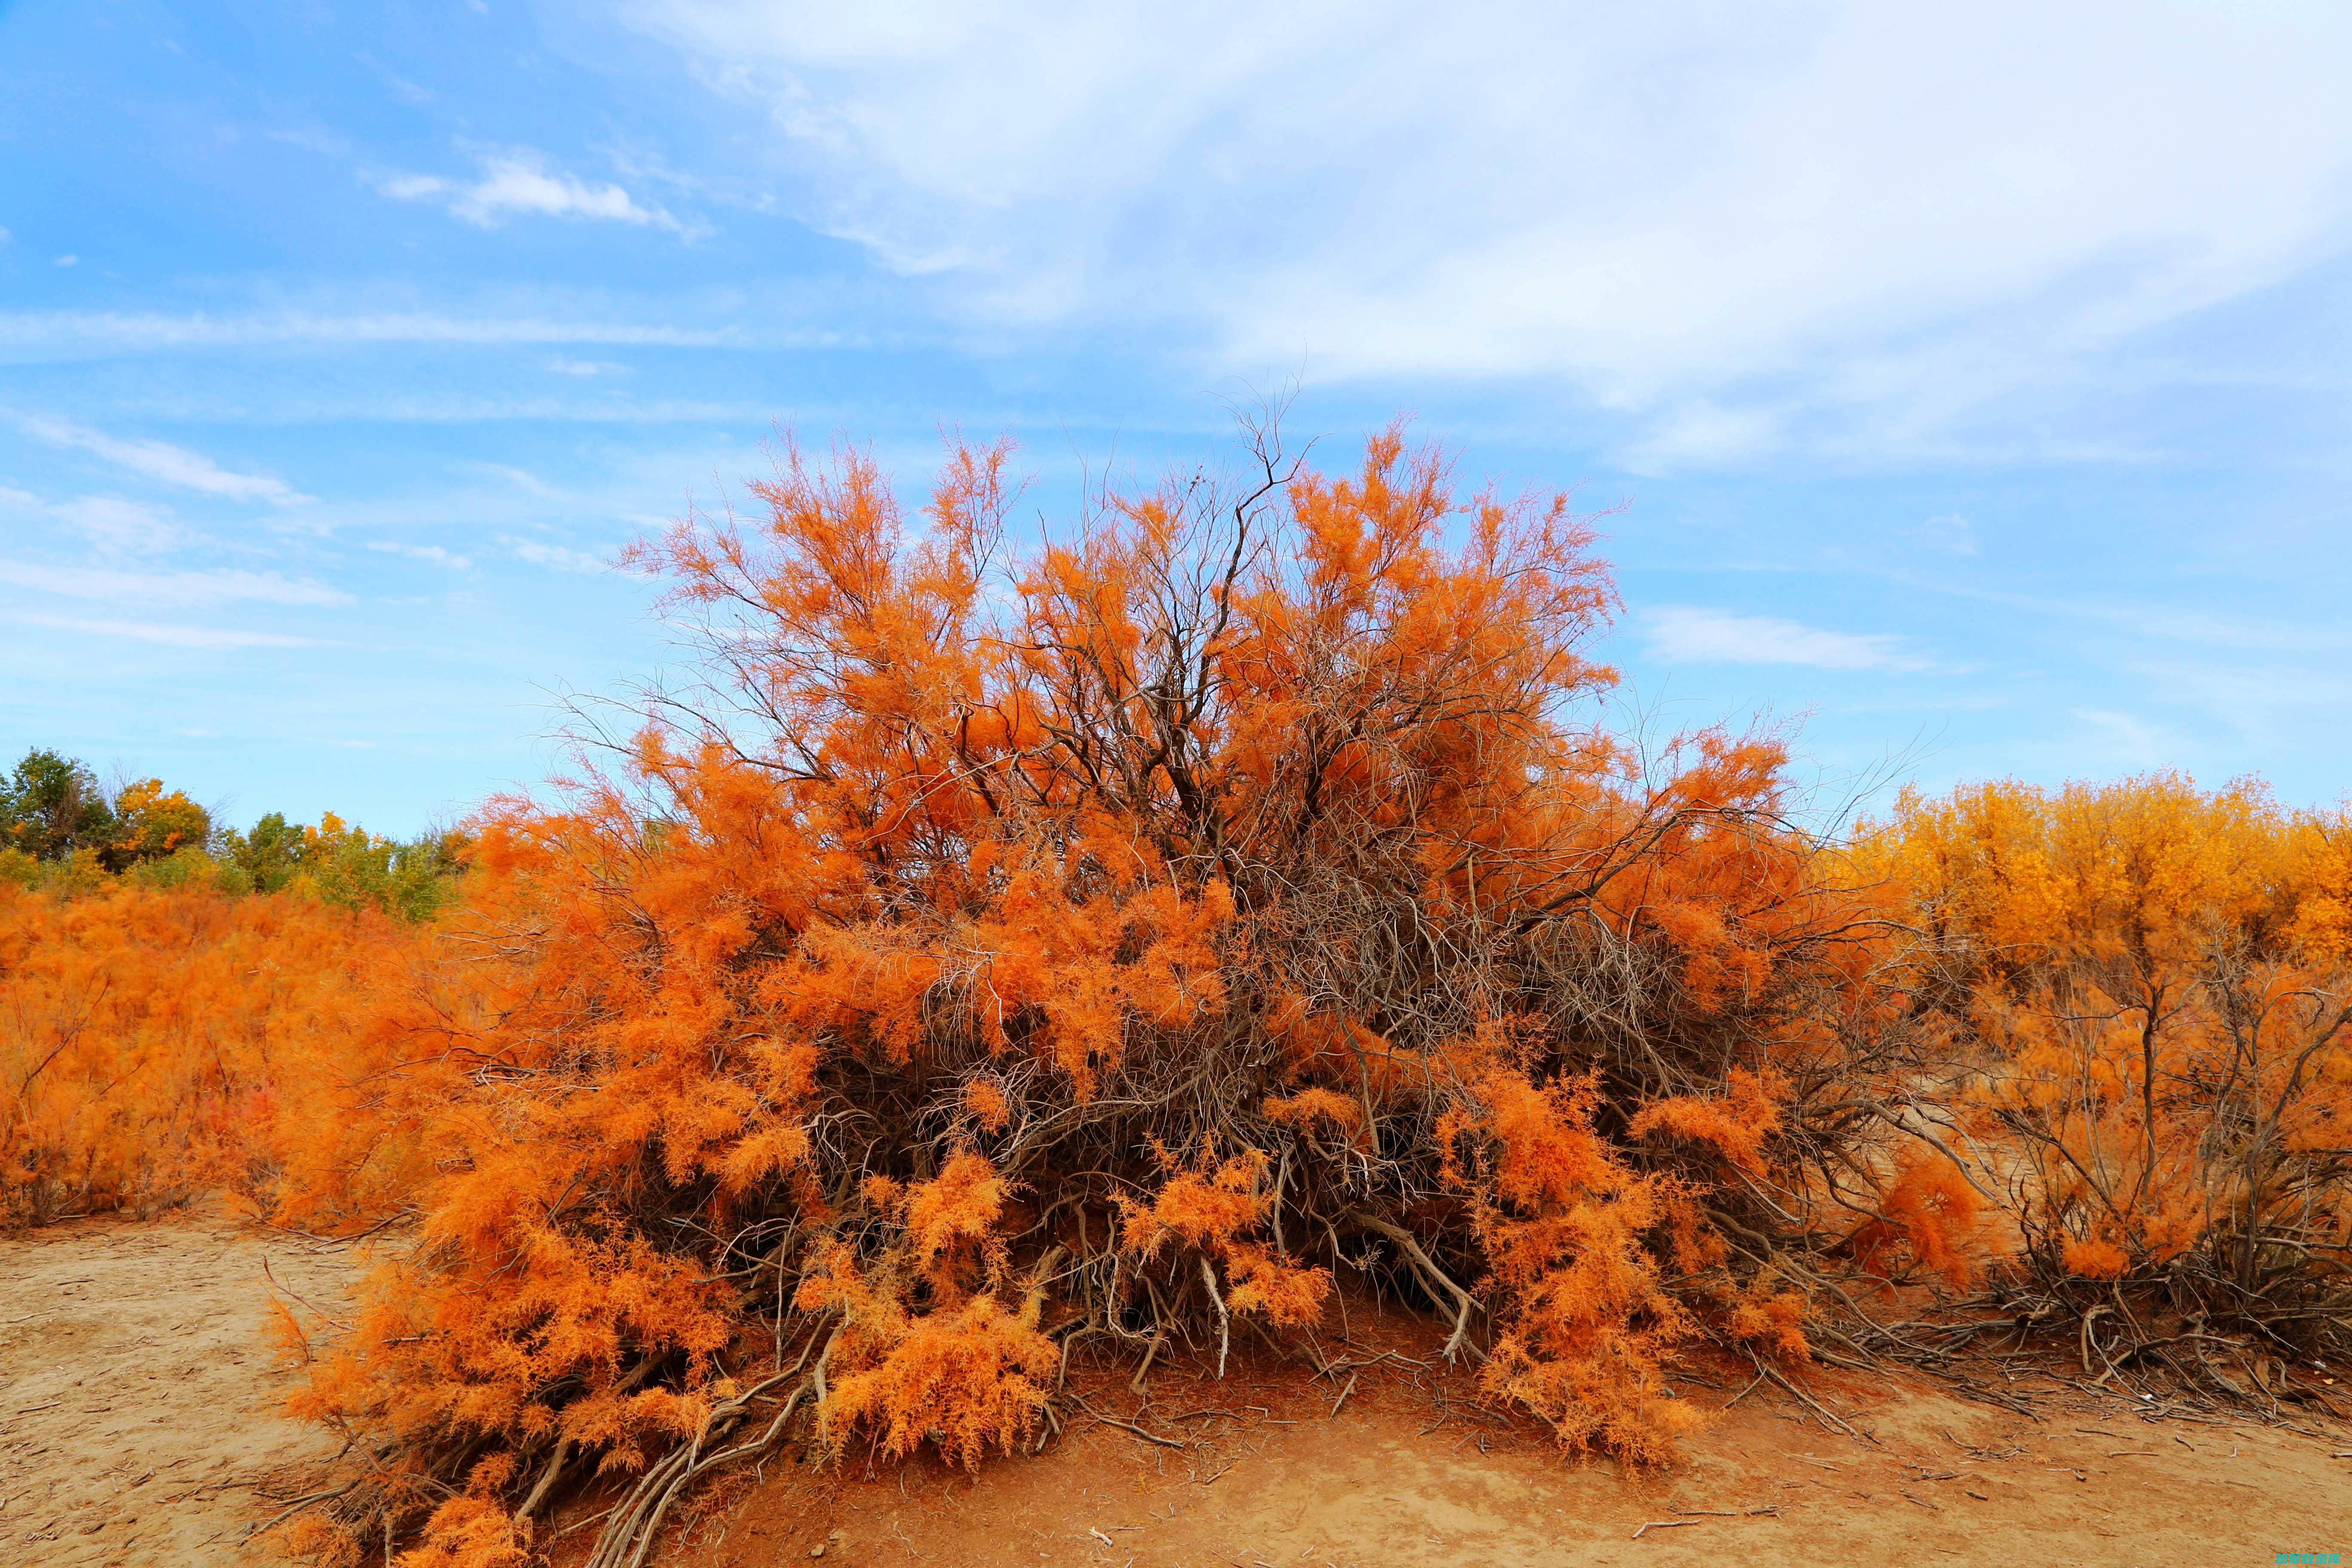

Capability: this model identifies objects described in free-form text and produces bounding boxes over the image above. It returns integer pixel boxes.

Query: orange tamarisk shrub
[1841,1148,1987,1289]
[1860,775,2352,1365]
[796,1153,1060,1467]
[1439,1024,1703,1463]
[0,876,426,1230]
[278,420,1917,1563]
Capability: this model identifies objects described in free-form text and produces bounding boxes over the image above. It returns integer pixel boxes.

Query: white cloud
[625,2,2352,463]
[380,174,450,202]
[1905,514,1977,556]
[52,254,76,268]
[0,559,353,607]
[2,485,193,554]
[2129,658,2352,737]
[20,415,312,504]
[1901,578,2352,657]
[53,496,191,554]
[0,308,751,357]
[1617,403,1790,473]
[502,534,610,574]
[366,540,476,571]
[0,227,12,245]
[1644,606,1931,671]
[14,613,325,649]
[482,465,571,500]
[380,151,683,232]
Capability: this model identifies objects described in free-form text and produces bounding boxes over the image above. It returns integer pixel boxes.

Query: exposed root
[582,1368,819,1568]
[1347,1213,1479,1365]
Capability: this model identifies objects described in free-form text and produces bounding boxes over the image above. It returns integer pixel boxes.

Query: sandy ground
[629,1337,2352,1568]
[0,1208,354,1566]
[1,1216,2347,1567]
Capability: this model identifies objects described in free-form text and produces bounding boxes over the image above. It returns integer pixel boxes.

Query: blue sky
[4,1,2350,836]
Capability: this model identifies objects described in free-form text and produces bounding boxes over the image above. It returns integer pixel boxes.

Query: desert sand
[3,1215,2348,1567]
[641,1348,2352,1568]
[0,1209,352,1565]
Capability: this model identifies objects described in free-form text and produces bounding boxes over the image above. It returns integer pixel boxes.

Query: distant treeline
[0,747,467,921]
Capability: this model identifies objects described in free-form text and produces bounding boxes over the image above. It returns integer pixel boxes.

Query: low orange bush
[248,422,1922,1563]
[0,879,426,1229]
[14,423,2149,1567]
[1860,776,2352,1347]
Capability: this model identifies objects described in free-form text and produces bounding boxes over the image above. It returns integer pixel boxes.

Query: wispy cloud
[501,534,610,574]
[14,612,326,649]
[481,465,573,501]
[1895,576,2352,657]
[0,309,752,359]
[0,559,353,607]
[51,495,192,554]
[3,484,195,557]
[2128,657,2352,738]
[629,2,2352,465]
[2068,706,2172,767]
[265,125,350,158]
[21,415,312,504]
[1904,514,1977,556]
[39,392,804,426]
[380,151,684,233]
[366,541,475,571]
[1644,606,1933,671]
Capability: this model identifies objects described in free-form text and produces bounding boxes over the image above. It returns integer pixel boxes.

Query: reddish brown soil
[572,1329,2352,1568]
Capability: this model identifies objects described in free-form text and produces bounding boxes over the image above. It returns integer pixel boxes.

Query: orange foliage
[16,474,2349,1564]
[2061,1236,2131,1280]
[798,1231,1057,1469]
[1724,1280,1810,1362]
[1441,1032,1705,1462]
[1862,776,2352,1320]
[1627,1067,1784,1176]
[1844,1152,1986,1289]
[11,421,1969,1562]
[0,878,421,1229]
[1118,1150,1267,1262]
[1261,1087,1368,1145]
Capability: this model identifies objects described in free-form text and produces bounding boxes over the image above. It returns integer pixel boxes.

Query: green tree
[0,750,115,861]
[300,814,467,922]
[219,811,304,891]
